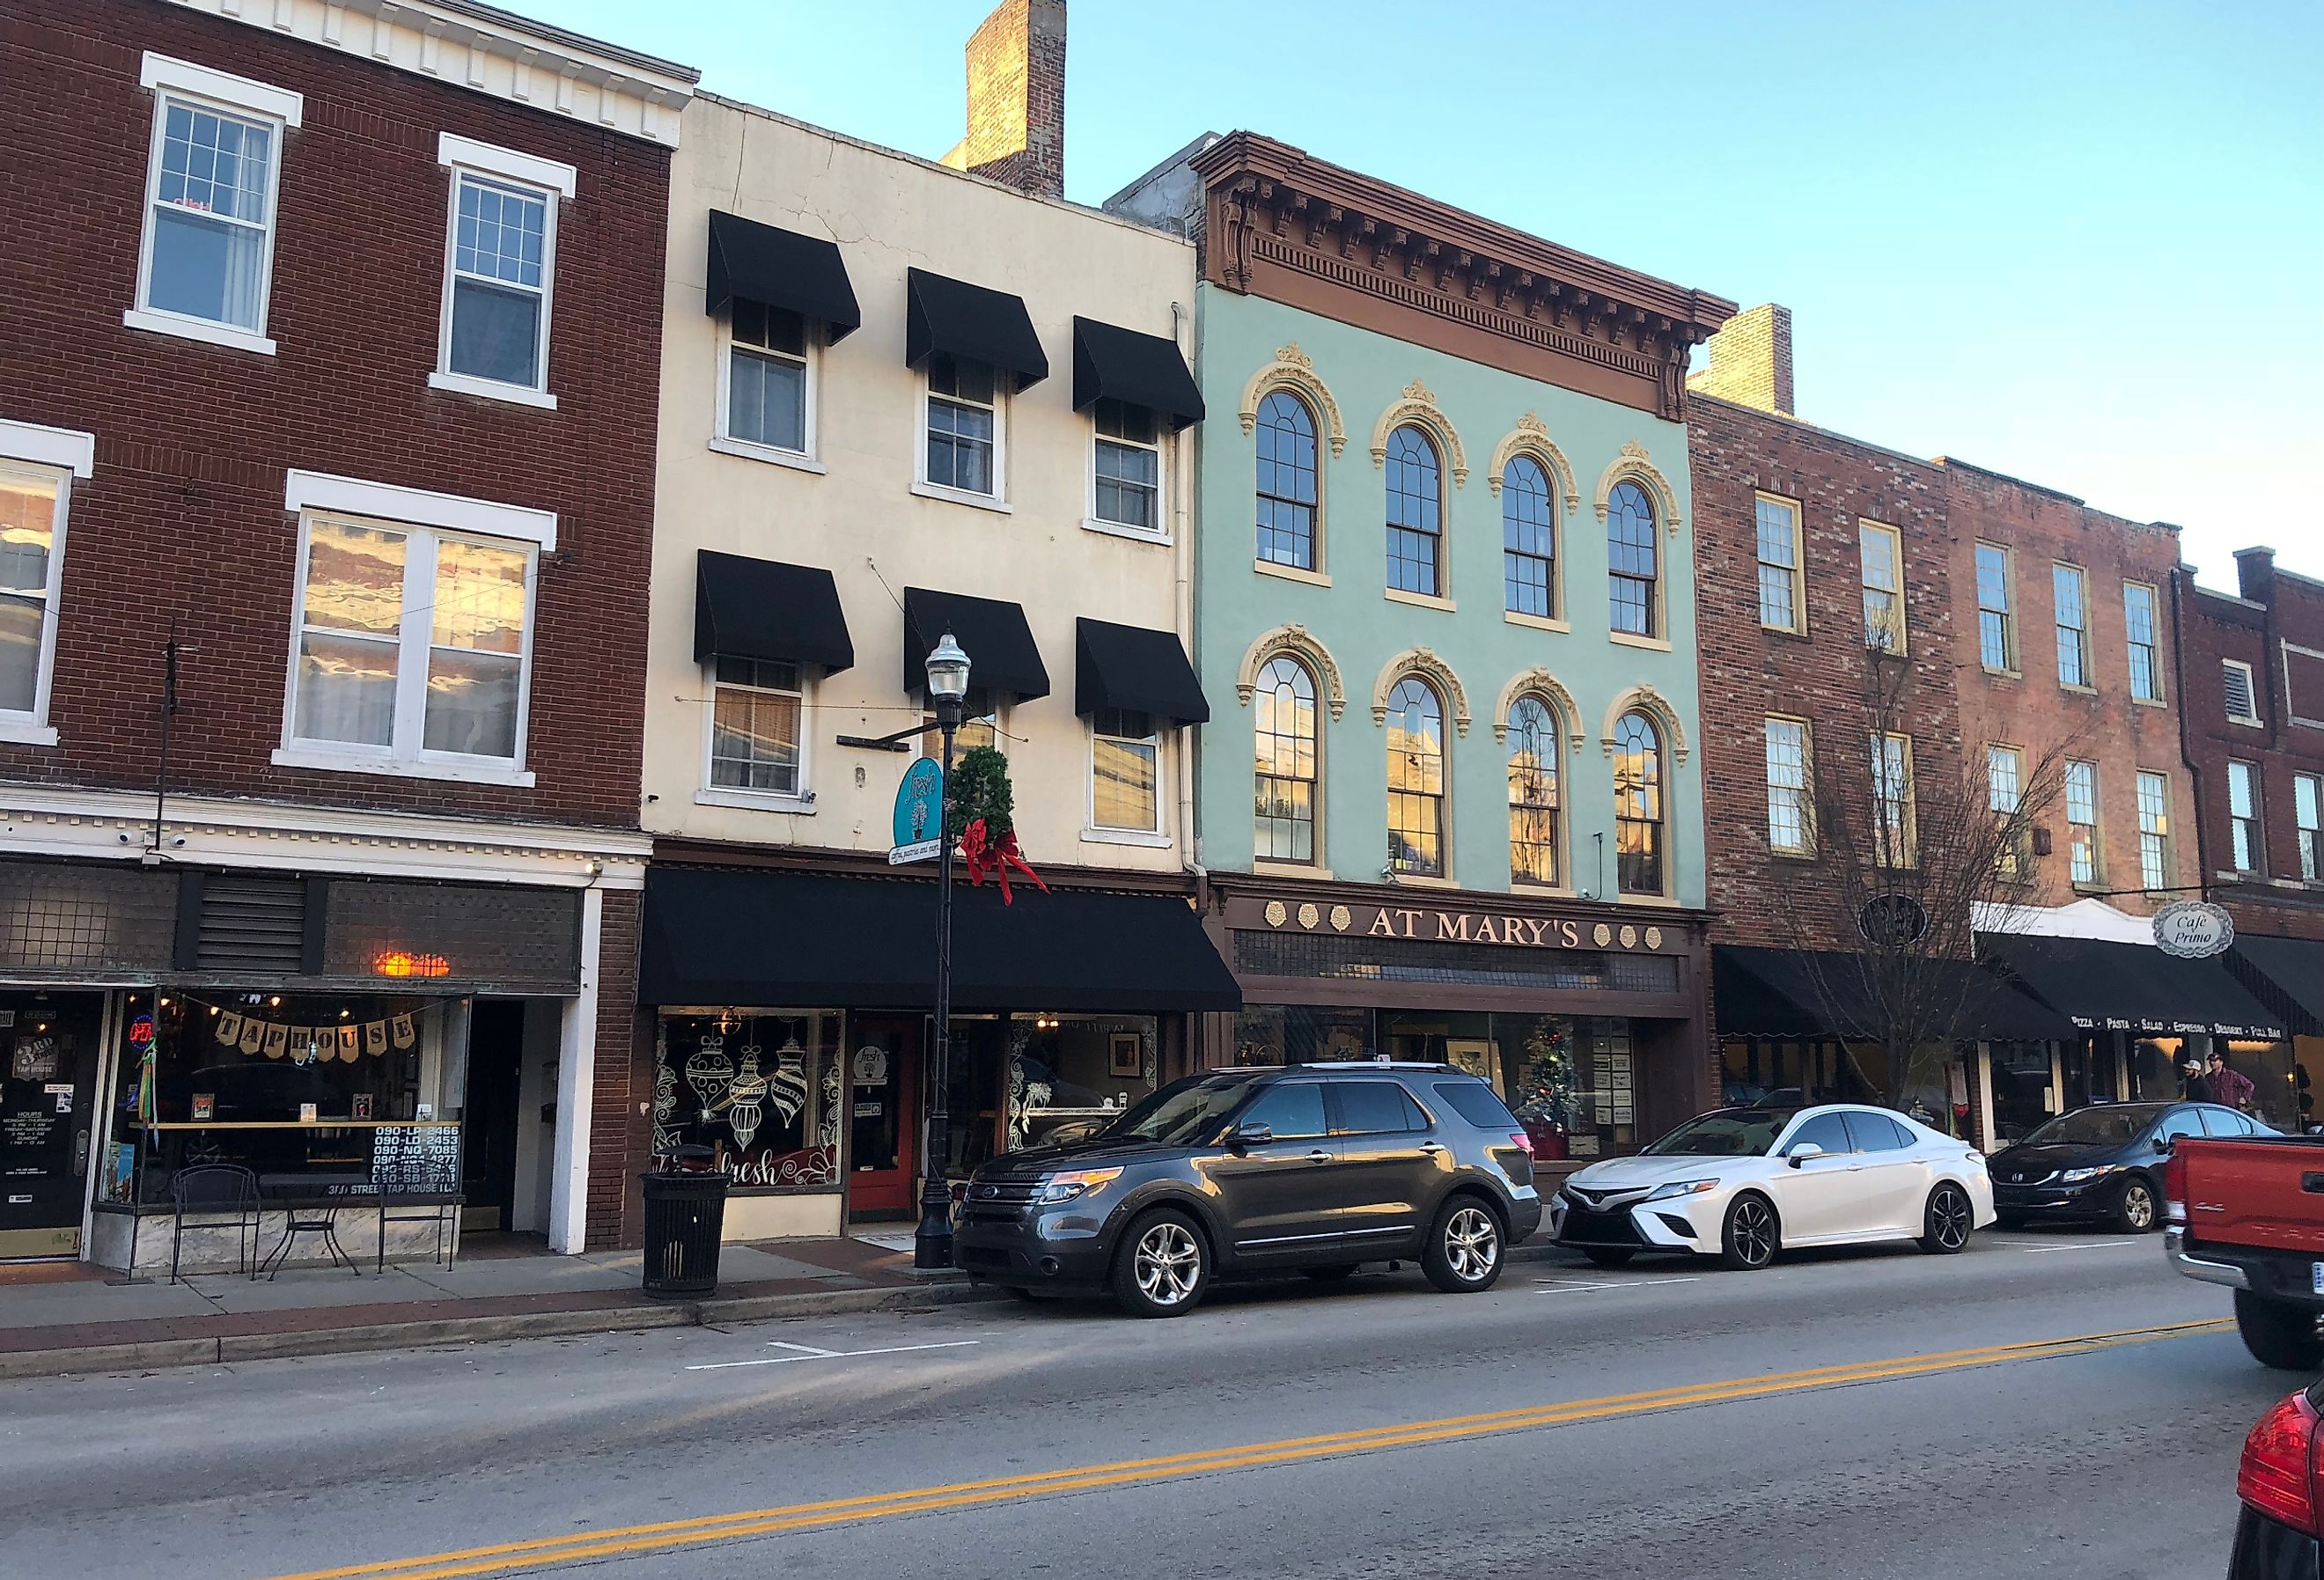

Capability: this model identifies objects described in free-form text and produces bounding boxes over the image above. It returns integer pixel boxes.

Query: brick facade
[2176,549,2324,942]
[1688,305,1795,419]
[940,0,1065,200]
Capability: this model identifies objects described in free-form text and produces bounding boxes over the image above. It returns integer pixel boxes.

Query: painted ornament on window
[651,1061,679,1156]
[768,1032,810,1128]
[685,1036,735,1111]
[724,1047,769,1153]
[818,1060,842,1149]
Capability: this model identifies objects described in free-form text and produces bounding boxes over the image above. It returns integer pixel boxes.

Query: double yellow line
[264,1318,2229,1580]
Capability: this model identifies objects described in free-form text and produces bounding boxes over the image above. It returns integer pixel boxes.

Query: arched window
[1253,655,1319,863]
[1385,425,1443,598]
[1503,455,1556,619]
[1613,709,1665,895]
[1607,480,1658,637]
[1507,695,1561,885]
[1255,390,1320,571]
[1386,676,1446,878]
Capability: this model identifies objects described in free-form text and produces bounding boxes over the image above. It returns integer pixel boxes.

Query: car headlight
[1036,1167,1122,1204]
[1643,1178,1719,1202]
[2058,1166,2114,1185]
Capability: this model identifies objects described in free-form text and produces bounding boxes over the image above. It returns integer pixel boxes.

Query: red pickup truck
[2166,1136,2324,1370]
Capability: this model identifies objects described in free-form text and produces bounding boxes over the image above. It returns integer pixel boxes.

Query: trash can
[640,1163,727,1298]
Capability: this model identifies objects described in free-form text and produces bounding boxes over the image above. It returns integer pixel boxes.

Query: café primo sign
[2151,899,2234,959]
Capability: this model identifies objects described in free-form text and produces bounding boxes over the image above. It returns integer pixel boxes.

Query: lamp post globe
[916,632,969,1271]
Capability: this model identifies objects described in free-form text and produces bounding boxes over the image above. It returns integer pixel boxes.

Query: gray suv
[952,1062,1543,1317]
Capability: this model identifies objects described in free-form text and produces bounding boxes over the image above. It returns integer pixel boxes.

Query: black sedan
[1989,1100,2276,1233]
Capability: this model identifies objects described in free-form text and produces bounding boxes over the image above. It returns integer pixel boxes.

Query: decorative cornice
[1237,625,1347,721]
[1595,439,1683,540]
[1373,649,1470,737]
[1488,413,1578,512]
[1494,669,1586,751]
[1369,378,1467,488]
[173,0,699,150]
[1600,685,1690,765]
[1239,344,1348,458]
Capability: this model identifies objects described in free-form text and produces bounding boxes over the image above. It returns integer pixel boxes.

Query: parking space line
[2017,1239,2142,1253]
[1533,1276,1703,1292]
[685,1340,982,1373]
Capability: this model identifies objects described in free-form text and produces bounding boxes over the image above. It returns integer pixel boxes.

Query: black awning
[1713,946,2070,1042]
[694,551,853,672]
[705,211,860,340]
[905,268,1048,387]
[1071,317,1204,431]
[638,867,1240,1012]
[2231,936,2324,1036]
[901,587,1048,703]
[1979,933,2289,1040]
[1075,619,1209,726]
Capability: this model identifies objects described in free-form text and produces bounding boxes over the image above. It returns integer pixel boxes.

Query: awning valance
[901,586,1048,703]
[1978,933,2289,1040]
[694,551,853,672]
[904,268,1048,387]
[1713,946,2070,1043]
[2230,936,2324,1036]
[1070,317,1204,431]
[704,210,860,339]
[638,867,1240,1012]
[1075,619,1209,726]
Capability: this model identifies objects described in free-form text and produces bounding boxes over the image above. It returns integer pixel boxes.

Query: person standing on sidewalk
[2181,1056,2214,1105]
[2208,1051,2256,1113]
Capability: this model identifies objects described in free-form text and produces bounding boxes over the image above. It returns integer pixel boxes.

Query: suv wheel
[1113,1209,1209,1318]
[1423,1196,1504,1293]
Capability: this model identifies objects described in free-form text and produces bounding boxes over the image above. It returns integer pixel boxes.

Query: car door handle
[1419,1143,1446,1156]
[1306,1150,1333,1164]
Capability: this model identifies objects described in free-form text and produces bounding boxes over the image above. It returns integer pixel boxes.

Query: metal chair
[168,1165,261,1284]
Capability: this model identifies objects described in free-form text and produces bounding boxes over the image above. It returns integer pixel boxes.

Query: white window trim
[274,508,540,784]
[129,55,301,357]
[1085,716,1168,840]
[1085,410,1170,545]
[283,470,557,550]
[2124,581,2165,703]
[433,138,567,406]
[2225,658,2264,725]
[712,310,820,470]
[0,455,77,746]
[916,364,1008,508]
[0,419,95,480]
[696,658,813,812]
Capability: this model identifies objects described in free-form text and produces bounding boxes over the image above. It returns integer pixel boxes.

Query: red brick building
[0,0,694,1265]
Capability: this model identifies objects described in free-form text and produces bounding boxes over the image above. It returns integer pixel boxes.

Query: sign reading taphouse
[887,757,944,866]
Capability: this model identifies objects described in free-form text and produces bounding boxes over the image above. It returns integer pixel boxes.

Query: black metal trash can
[640,1168,728,1297]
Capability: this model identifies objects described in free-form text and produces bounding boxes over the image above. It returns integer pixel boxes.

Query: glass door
[0,992,108,1258]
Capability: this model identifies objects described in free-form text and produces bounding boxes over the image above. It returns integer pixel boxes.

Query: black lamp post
[916,630,971,1271]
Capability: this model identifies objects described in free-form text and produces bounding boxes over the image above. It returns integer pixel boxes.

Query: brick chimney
[2235,545,2277,601]
[939,0,1066,200]
[1687,303,1795,417]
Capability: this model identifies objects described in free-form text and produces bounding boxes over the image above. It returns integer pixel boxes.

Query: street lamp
[916,631,970,1271]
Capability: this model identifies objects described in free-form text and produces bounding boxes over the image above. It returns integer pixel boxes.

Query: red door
[847,1018,918,1217]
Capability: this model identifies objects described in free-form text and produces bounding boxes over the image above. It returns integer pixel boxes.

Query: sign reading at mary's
[887,756,944,866]
[2152,899,2234,959]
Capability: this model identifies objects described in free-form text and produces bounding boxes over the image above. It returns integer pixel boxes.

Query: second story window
[708,658,805,798]
[0,445,77,738]
[924,354,999,497]
[1990,745,2025,877]
[2053,562,2090,688]
[1384,427,1443,599]
[1255,391,1320,571]
[1253,655,1319,864]
[1502,457,1556,619]
[1764,717,1811,856]
[1092,400,1161,536]
[1755,495,1804,633]
[1607,481,1658,638]
[2229,760,2263,872]
[1975,541,2015,672]
[433,137,574,406]
[2225,658,2262,724]
[1090,708,1160,834]
[724,300,811,457]
[2298,773,2321,882]
[1385,676,1445,878]
[1614,710,1666,894]
[2065,759,2100,884]
[1506,694,1561,884]
[1871,732,1916,867]
[2136,770,2171,891]
[1858,521,1905,652]
[2124,583,2162,702]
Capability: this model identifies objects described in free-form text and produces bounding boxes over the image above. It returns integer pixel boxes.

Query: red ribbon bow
[959,818,1048,905]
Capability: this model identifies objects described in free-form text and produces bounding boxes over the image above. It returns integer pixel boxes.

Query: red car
[2233,1384,2324,1578]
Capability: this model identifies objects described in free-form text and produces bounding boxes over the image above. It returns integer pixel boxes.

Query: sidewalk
[0,1232,994,1381]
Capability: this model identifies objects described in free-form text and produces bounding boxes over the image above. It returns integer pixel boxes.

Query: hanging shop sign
[2152,900,2235,959]
[888,755,944,866]
[211,1011,417,1062]
[1857,894,1931,947]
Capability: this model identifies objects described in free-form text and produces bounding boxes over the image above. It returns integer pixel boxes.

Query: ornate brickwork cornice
[1191,133,1735,421]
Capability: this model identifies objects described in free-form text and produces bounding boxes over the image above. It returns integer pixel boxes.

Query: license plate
[2312,1262,2324,1296]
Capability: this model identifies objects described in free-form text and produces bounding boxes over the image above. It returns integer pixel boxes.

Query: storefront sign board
[1230,894,1673,952]
[889,756,944,866]
[2152,900,2234,959]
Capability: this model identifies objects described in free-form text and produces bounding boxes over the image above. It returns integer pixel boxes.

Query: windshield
[1644,1109,1798,1157]
[1102,1073,1265,1146]
[2021,1105,2166,1147]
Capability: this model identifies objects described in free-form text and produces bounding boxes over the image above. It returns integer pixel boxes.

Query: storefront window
[2225,1040,2298,1133]
[1232,1004,1374,1064]
[655,1010,841,1189]
[1007,1014,1158,1150]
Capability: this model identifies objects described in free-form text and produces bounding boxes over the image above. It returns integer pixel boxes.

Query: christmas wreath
[947,744,1048,904]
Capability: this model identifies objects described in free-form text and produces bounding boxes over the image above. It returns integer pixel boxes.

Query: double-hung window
[2229,761,2263,873]
[434,136,572,406]
[708,658,805,798]
[2065,759,2100,884]
[1254,656,1319,863]
[1990,745,2025,877]
[1503,458,1556,619]
[1858,522,1905,652]
[0,422,88,743]
[723,300,812,458]
[1975,542,2015,672]
[130,55,302,354]
[1092,400,1162,536]
[1756,496,1804,633]
[2298,774,2322,882]
[2136,771,2172,891]
[2124,583,2162,702]
[924,355,1000,497]
[1764,717,1812,856]
[1871,732,1916,867]
[1091,709,1161,834]
[2053,563,2091,688]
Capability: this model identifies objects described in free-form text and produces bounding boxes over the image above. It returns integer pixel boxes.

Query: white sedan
[1548,1104,1995,1270]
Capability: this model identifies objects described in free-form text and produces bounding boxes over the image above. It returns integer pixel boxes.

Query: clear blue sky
[516,0,2321,585]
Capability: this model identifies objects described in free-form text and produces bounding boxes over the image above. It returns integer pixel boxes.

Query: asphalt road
[0,1230,2293,1580]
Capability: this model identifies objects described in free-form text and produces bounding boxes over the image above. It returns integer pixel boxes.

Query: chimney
[939,0,1066,200]
[1686,303,1794,417]
[2235,546,2277,602]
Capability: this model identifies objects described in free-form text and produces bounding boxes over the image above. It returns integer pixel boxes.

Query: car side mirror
[2151,1135,2173,1153]
[1787,1142,1824,1168]
[1225,1121,1273,1150]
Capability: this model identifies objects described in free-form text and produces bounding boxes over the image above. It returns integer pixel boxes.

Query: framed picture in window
[1109,1033,1143,1080]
